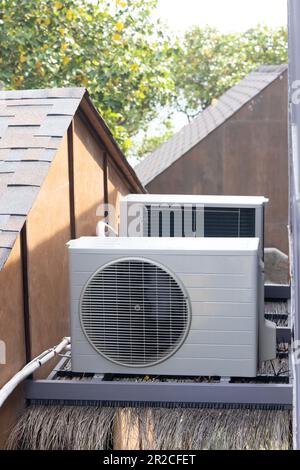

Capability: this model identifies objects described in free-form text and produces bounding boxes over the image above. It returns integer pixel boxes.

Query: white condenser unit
[120,195,268,250]
[68,237,275,378]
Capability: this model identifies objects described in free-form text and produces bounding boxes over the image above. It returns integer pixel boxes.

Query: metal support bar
[264,284,291,300]
[46,355,71,380]
[25,379,292,408]
[67,122,76,239]
[20,223,31,363]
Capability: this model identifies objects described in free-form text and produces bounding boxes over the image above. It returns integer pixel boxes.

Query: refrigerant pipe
[0,336,70,408]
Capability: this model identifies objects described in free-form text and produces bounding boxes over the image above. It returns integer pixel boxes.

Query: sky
[131,0,288,163]
[155,0,287,33]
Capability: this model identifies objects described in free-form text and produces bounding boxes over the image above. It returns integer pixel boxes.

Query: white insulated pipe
[96,220,117,237]
[0,336,70,408]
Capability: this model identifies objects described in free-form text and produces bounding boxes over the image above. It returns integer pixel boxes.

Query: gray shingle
[49,99,81,116]
[0,231,17,248]
[0,186,40,215]
[5,148,28,161]
[48,137,63,149]
[35,115,72,137]
[0,214,26,232]
[0,135,52,149]
[9,107,50,126]
[3,215,26,232]
[0,149,12,160]
[0,86,89,271]
[0,247,10,270]
[0,116,11,138]
[0,87,85,100]
[0,215,10,230]
[0,169,15,185]
[5,100,54,108]
[22,148,57,162]
[9,162,49,186]
[0,105,14,116]
[135,65,288,185]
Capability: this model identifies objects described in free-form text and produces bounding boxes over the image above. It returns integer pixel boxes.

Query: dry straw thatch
[7,405,292,450]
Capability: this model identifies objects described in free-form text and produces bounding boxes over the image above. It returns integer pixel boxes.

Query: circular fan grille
[80,258,190,367]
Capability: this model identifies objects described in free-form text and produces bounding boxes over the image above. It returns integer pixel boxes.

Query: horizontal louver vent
[204,207,256,237]
[80,259,190,367]
[143,205,256,238]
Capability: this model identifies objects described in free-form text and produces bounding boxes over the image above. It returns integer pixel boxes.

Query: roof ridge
[0,87,86,100]
[254,64,288,73]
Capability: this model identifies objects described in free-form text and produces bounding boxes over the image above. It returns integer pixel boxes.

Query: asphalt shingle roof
[0,87,85,269]
[135,65,288,186]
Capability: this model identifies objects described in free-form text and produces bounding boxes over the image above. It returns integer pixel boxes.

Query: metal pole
[288,0,300,450]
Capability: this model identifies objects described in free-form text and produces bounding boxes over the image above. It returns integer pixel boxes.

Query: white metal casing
[119,195,268,253]
[69,237,275,377]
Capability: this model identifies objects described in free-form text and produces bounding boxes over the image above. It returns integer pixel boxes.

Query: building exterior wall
[73,115,105,237]
[0,112,141,448]
[107,159,132,233]
[146,74,288,253]
[26,134,71,366]
[0,236,25,447]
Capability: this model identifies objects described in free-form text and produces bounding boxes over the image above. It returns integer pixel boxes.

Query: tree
[0,0,174,151]
[172,25,287,120]
[134,118,174,159]
[0,3,288,158]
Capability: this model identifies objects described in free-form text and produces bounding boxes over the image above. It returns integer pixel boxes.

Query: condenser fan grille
[80,259,190,367]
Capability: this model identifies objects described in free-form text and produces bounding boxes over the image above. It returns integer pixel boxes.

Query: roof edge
[136,65,288,186]
[79,91,145,194]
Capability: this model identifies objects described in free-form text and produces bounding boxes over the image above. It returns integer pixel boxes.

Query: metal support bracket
[265,284,291,300]
[25,378,292,408]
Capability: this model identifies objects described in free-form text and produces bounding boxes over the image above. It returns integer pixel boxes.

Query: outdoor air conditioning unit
[68,236,275,378]
[119,195,268,253]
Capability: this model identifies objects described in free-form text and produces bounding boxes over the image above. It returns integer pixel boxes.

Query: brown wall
[0,111,139,447]
[0,237,26,447]
[73,115,105,237]
[108,159,132,233]
[27,134,71,365]
[147,73,288,253]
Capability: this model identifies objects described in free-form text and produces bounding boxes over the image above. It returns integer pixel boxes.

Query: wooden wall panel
[0,236,25,448]
[73,115,105,237]
[26,134,71,364]
[147,128,224,196]
[107,159,131,233]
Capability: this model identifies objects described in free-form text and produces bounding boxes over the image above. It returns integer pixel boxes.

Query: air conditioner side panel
[70,250,258,377]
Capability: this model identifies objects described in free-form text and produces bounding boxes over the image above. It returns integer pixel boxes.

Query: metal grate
[204,207,256,237]
[143,205,256,238]
[80,258,190,367]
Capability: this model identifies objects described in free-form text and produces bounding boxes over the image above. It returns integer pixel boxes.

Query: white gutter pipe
[0,336,70,408]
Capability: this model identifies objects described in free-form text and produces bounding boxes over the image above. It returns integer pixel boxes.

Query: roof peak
[135,64,287,186]
[254,64,288,74]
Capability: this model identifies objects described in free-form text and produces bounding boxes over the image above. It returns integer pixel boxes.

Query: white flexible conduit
[96,220,118,237]
[0,336,70,408]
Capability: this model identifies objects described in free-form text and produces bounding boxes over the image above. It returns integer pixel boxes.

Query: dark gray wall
[147,73,288,253]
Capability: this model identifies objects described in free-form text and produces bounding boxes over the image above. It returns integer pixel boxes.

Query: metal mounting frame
[25,377,292,408]
[264,284,291,300]
[25,354,292,409]
[25,292,291,410]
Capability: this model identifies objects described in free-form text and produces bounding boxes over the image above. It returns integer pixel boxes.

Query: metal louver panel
[143,205,256,238]
[80,258,190,367]
[204,207,256,237]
